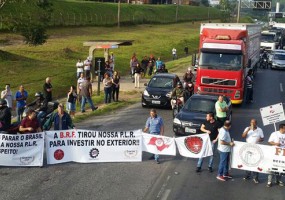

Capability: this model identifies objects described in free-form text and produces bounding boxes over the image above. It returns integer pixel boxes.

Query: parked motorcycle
[2,101,59,134]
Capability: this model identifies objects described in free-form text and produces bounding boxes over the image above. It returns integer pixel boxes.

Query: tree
[2,0,53,46]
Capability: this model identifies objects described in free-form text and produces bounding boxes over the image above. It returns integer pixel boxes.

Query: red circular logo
[54,149,64,160]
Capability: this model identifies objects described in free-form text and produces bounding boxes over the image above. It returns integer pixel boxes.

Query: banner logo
[54,149,65,160]
[148,137,169,151]
[239,144,264,167]
[89,148,99,158]
[124,150,138,158]
[20,156,34,165]
[184,136,203,154]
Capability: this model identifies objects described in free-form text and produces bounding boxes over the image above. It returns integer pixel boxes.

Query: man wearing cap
[43,103,75,130]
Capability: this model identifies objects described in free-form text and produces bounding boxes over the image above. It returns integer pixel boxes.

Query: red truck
[194,23,261,104]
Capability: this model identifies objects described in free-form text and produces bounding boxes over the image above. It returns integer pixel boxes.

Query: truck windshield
[261,34,276,42]
[199,52,242,71]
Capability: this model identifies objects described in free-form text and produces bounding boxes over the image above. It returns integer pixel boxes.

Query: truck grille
[202,78,236,86]
[203,87,234,94]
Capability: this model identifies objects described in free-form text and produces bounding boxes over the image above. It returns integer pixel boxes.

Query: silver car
[271,51,285,69]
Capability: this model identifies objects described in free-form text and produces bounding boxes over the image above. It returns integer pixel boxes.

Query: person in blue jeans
[103,73,113,104]
[196,112,220,173]
[15,85,28,123]
[143,109,164,164]
[80,77,98,113]
[216,120,234,181]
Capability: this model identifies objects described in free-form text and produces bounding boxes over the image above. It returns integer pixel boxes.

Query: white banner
[231,141,285,174]
[45,129,142,164]
[0,133,44,166]
[175,134,213,158]
[142,133,176,156]
[260,103,285,126]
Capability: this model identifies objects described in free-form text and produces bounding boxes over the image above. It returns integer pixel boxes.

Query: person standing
[215,95,229,126]
[43,103,75,130]
[112,71,120,102]
[84,57,92,79]
[130,53,138,83]
[241,119,264,183]
[245,69,254,103]
[155,57,163,72]
[76,59,84,79]
[143,109,164,164]
[77,73,85,103]
[80,77,98,113]
[266,123,285,187]
[43,77,52,103]
[141,56,149,78]
[196,112,220,173]
[134,63,142,88]
[148,54,156,76]
[103,73,113,104]
[0,99,11,132]
[67,85,77,119]
[172,48,177,60]
[1,84,13,110]
[19,109,42,133]
[15,85,28,123]
[109,52,115,71]
[216,120,234,181]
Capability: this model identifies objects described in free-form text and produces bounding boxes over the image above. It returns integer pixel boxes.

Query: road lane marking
[281,83,283,92]
[161,189,171,200]
[157,175,171,199]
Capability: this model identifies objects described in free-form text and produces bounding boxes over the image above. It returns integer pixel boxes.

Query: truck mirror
[248,59,252,68]
[192,54,196,66]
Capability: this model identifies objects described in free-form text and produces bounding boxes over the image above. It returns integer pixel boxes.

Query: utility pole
[97,59,101,96]
[237,0,241,23]
[175,0,179,23]
[118,0,121,28]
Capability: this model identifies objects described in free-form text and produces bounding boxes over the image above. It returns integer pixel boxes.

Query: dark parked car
[173,94,232,136]
[142,73,180,108]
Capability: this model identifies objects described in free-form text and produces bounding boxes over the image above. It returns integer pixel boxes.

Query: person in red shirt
[19,109,42,133]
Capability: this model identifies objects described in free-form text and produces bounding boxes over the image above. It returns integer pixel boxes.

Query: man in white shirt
[76,59,84,78]
[242,119,264,183]
[172,48,177,60]
[1,84,13,110]
[266,123,285,187]
[216,120,234,182]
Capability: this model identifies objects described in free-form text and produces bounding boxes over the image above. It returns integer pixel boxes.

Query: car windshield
[148,77,173,88]
[199,52,242,71]
[183,98,215,113]
[274,54,285,60]
[261,34,276,42]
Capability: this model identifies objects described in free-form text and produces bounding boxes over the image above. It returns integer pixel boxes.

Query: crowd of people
[0,76,78,134]
[130,53,169,88]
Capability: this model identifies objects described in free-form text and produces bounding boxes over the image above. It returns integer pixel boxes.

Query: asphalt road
[1,67,285,200]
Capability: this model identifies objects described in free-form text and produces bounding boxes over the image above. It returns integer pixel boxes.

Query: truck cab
[260,31,278,51]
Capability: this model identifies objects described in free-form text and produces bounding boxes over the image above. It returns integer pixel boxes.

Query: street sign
[260,103,285,126]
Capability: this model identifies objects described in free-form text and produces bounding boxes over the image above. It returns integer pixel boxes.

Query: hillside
[0,1,221,101]
[0,1,221,28]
